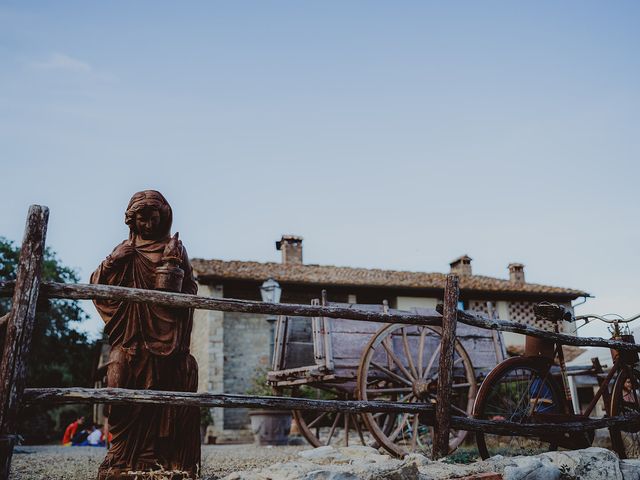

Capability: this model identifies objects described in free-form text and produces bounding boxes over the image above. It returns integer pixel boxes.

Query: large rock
[224,446,424,480]
[501,456,560,480]
[223,446,639,480]
[540,447,622,480]
[476,447,625,480]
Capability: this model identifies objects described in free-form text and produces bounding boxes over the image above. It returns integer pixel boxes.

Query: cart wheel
[357,323,477,458]
[284,385,381,448]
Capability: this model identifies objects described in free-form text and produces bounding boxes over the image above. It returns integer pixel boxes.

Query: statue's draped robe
[91,237,200,477]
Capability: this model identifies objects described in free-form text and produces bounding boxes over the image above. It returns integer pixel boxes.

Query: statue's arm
[91,240,130,284]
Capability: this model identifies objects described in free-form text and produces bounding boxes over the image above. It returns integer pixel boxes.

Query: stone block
[457,473,503,480]
[620,460,640,480]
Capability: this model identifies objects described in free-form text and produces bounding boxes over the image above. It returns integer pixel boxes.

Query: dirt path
[11,444,307,479]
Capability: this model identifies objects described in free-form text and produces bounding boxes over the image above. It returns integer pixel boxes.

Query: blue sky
[1,1,639,338]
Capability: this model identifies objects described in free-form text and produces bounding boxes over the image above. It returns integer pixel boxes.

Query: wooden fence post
[433,274,459,460]
[0,205,49,480]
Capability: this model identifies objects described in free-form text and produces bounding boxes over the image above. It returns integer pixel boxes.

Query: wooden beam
[0,205,49,480]
[22,387,640,437]
[23,387,433,414]
[449,307,640,351]
[433,274,459,459]
[0,281,442,325]
[0,281,637,351]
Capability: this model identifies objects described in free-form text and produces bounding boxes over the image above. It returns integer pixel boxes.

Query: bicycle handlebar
[574,313,640,324]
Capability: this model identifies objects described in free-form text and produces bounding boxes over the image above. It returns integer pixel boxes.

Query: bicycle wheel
[474,356,567,459]
[610,365,640,459]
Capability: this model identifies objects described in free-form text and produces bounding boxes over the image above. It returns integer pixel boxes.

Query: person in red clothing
[62,415,85,446]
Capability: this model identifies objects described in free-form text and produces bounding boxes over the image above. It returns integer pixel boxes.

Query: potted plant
[200,407,217,445]
[247,366,292,446]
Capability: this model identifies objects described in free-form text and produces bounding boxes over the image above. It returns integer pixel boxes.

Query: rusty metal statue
[91,191,200,479]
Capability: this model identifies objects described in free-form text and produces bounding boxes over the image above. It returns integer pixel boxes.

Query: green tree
[0,237,98,441]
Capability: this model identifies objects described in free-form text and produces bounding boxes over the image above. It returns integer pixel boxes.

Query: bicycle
[472,302,640,459]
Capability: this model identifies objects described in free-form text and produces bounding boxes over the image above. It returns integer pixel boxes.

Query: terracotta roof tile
[191,258,589,299]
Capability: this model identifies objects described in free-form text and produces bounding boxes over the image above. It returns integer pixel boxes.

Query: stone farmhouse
[189,235,589,437]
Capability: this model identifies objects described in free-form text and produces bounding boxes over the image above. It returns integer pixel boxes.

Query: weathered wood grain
[433,274,459,459]
[0,281,636,351]
[21,387,640,437]
[327,318,385,334]
[440,304,640,352]
[24,387,434,413]
[0,281,442,325]
[330,333,376,360]
[0,205,48,480]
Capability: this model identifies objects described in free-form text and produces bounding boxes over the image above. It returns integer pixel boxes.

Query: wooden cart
[267,297,506,457]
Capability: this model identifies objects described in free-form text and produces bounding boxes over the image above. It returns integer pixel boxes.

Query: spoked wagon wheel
[357,323,477,458]
[286,385,380,447]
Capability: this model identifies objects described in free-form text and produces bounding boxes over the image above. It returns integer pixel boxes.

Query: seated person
[87,424,105,447]
[71,426,91,446]
[62,415,85,446]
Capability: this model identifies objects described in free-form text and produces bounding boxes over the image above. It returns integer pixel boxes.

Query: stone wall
[222,310,272,429]
[189,283,224,430]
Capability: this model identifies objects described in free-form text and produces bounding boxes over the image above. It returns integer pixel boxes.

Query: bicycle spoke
[476,363,561,458]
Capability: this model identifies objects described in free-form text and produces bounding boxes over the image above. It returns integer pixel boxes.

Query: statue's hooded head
[125,190,173,240]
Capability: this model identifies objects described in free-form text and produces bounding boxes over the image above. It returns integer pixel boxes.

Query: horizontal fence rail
[451,308,640,351]
[24,387,434,413]
[0,281,442,325]
[22,387,640,437]
[2,280,639,352]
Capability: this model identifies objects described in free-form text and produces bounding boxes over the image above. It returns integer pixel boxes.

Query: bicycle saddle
[534,302,574,322]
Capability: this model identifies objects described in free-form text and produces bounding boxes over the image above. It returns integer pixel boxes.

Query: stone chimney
[276,235,303,265]
[508,263,525,283]
[449,255,472,276]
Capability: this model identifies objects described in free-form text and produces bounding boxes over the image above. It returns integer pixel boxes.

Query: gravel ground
[11,444,307,479]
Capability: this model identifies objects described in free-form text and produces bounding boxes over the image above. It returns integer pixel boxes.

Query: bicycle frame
[532,319,635,419]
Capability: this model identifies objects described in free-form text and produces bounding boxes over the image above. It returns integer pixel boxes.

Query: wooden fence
[1,205,639,479]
